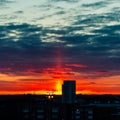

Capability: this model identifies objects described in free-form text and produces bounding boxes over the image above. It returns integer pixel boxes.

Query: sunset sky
[0,0,120,95]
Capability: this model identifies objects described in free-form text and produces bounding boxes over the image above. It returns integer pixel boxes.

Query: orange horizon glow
[0,47,120,95]
[0,58,120,95]
[0,75,120,95]
[0,89,120,95]
[0,59,120,95]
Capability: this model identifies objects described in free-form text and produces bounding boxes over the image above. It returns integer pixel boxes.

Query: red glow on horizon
[0,46,120,95]
[0,72,120,95]
[0,59,120,95]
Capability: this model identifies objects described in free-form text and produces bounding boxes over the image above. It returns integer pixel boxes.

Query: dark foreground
[0,94,120,120]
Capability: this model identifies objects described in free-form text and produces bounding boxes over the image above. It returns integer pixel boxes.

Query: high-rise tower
[62,80,76,103]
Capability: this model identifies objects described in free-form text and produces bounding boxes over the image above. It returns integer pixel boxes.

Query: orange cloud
[65,64,87,68]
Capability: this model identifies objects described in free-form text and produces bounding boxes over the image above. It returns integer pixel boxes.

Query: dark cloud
[82,1,109,8]
[93,25,120,36]
[56,24,120,77]
[0,0,14,7]
[0,23,68,75]
[0,0,120,79]
[0,0,12,3]
[0,24,120,77]
[14,10,23,14]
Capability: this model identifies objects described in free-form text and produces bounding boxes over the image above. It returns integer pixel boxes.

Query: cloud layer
[0,0,120,94]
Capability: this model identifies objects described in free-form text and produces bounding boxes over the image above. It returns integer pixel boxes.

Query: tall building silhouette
[62,80,76,103]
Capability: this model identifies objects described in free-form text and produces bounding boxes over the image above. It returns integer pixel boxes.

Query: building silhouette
[62,80,76,103]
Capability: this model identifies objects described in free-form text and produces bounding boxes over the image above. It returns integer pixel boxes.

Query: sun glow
[55,79,62,95]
